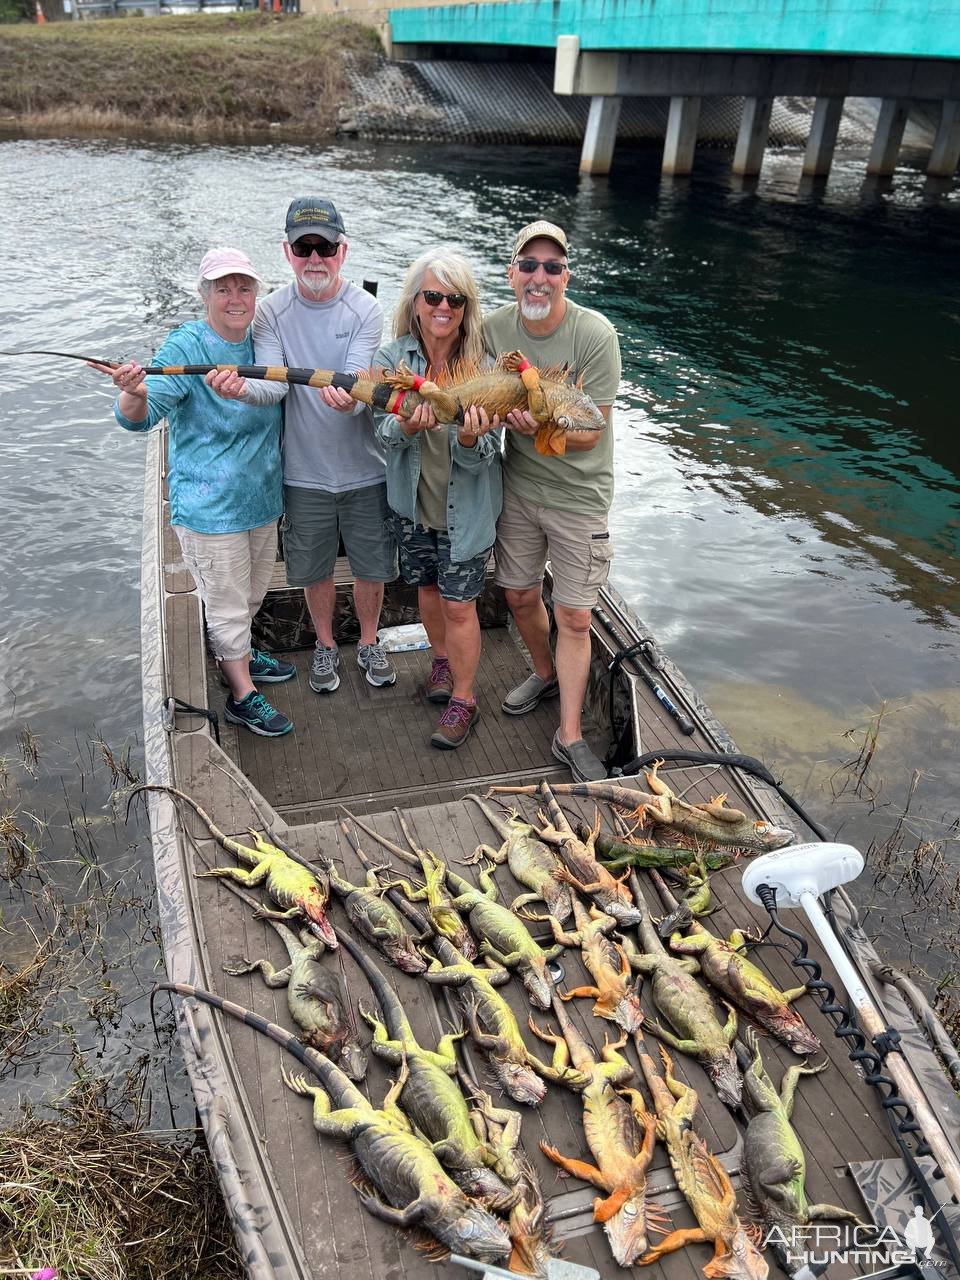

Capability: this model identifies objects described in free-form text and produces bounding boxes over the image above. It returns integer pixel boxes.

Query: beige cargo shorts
[494,486,613,610]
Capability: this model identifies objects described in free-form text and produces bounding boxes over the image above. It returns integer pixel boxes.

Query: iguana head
[337,1040,369,1082]
[388,938,428,975]
[767,1009,821,1056]
[706,1049,743,1108]
[497,1058,547,1107]
[614,987,645,1035]
[454,1165,517,1211]
[705,1227,770,1280]
[605,897,644,927]
[301,886,338,950]
[443,1205,512,1263]
[601,1194,649,1267]
[521,961,553,1010]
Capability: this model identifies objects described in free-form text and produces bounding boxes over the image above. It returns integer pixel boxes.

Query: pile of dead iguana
[140,767,873,1278]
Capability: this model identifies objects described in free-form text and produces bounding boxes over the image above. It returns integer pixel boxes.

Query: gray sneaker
[551,732,606,783]
[309,643,340,694]
[357,642,396,688]
[502,671,559,716]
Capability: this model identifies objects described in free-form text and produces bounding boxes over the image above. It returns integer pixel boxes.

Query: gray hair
[392,247,485,367]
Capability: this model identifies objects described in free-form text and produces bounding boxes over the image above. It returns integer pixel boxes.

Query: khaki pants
[494,486,613,609]
[173,522,278,661]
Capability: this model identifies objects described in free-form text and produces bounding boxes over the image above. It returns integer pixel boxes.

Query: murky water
[0,134,958,1110]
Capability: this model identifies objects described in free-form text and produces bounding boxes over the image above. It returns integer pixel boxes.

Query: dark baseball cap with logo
[285,197,346,243]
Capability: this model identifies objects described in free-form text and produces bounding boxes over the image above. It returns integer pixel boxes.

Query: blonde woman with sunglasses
[374,248,502,750]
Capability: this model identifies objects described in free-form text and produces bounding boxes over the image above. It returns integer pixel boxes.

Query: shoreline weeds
[0,12,379,138]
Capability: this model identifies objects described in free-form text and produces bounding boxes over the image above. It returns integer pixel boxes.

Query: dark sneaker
[357,642,396,688]
[249,647,296,683]
[502,672,559,716]
[551,732,606,782]
[425,657,453,704]
[225,692,293,738]
[309,644,340,694]
[431,698,480,750]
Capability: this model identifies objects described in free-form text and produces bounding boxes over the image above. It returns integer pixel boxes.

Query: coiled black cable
[754,881,960,1275]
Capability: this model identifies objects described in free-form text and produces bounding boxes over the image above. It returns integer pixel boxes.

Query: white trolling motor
[742,842,960,1206]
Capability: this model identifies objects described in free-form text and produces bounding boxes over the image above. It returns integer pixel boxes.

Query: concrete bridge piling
[384,0,960,182]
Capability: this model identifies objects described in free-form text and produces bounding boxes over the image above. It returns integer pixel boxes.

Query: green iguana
[740,1027,868,1245]
[346,809,477,961]
[334,927,514,1207]
[423,935,571,1106]
[132,784,337,948]
[352,808,562,1009]
[528,995,663,1267]
[498,762,795,853]
[156,981,511,1263]
[669,921,821,1056]
[465,795,574,923]
[620,877,741,1107]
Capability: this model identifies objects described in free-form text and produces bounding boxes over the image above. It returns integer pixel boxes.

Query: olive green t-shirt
[416,426,451,531]
[483,299,621,514]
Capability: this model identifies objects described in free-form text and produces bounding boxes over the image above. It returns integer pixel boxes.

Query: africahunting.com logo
[764,1205,946,1269]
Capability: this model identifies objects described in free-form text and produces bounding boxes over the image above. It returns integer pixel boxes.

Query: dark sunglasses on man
[513,257,567,276]
[290,238,341,258]
[420,289,468,309]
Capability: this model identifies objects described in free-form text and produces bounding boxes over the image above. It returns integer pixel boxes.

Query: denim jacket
[374,335,503,563]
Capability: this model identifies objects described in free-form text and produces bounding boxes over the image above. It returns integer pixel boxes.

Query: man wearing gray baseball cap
[215,197,398,696]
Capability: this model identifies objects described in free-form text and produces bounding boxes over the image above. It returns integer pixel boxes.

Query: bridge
[382,0,960,177]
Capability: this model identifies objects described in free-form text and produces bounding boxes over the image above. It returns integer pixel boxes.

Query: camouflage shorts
[394,515,491,603]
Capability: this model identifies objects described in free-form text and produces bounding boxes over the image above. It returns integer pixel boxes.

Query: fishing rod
[0,348,359,391]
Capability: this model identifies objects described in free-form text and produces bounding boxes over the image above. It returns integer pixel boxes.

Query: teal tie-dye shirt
[114,320,282,534]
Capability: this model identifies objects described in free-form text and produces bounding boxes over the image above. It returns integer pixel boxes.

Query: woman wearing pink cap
[90,248,294,738]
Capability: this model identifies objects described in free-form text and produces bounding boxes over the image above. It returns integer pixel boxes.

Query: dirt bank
[0,12,380,138]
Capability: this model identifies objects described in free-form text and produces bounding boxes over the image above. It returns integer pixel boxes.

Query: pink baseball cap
[198,247,263,285]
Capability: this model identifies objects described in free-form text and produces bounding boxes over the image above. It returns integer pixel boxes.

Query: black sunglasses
[514,257,567,276]
[420,289,468,309]
[290,238,340,258]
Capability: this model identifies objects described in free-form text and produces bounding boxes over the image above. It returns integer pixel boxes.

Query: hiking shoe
[357,642,396,688]
[309,643,340,694]
[502,672,559,716]
[431,698,480,750]
[551,732,606,783]
[425,657,453,704]
[225,692,293,738]
[249,647,296,683]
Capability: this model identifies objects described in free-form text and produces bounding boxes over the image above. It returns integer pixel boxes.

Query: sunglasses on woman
[514,257,566,276]
[290,238,341,258]
[420,289,468,309]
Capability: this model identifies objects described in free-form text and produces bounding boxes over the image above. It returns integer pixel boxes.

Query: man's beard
[300,266,334,296]
[520,287,552,321]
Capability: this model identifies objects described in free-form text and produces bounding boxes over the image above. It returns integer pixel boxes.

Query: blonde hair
[392,248,485,368]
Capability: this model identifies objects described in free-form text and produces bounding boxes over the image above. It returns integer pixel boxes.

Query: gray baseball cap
[285,197,346,242]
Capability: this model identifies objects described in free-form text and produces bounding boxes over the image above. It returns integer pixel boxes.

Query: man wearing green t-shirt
[484,220,621,783]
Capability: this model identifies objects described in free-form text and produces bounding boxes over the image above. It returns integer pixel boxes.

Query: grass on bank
[0,12,381,137]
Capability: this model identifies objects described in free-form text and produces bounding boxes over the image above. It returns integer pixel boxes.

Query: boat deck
[150,469,958,1280]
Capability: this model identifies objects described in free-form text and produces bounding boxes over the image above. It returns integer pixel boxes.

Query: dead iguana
[346,808,476,960]
[620,876,741,1107]
[318,819,427,974]
[471,1090,555,1277]
[131,784,337,948]
[528,994,663,1267]
[353,807,562,1009]
[669,921,821,1056]
[740,1028,868,1248]
[464,794,574,923]
[212,871,366,1078]
[423,935,572,1106]
[335,926,514,1208]
[156,981,511,1263]
[625,1036,769,1280]
[527,896,644,1034]
[486,781,643,926]
[498,762,795,853]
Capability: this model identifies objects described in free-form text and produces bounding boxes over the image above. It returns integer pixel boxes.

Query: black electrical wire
[754,882,960,1275]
